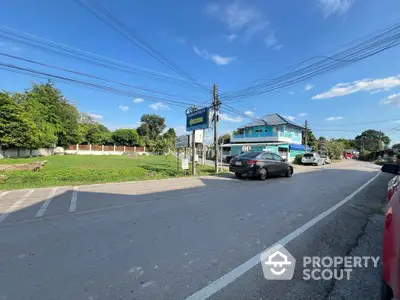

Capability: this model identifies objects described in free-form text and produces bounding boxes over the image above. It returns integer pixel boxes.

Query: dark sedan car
[229,151,293,180]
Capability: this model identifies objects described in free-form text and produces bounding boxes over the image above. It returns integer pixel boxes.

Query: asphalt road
[0,160,388,300]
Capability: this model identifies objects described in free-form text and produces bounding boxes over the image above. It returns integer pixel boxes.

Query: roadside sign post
[192,130,196,176]
[186,107,210,177]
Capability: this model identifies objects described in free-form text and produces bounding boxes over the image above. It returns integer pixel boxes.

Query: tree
[218,133,231,145]
[302,130,317,150]
[154,138,170,154]
[334,138,356,149]
[163,128,176,140]
[112,129,140,146]
[355,130,391,152]
[0,92,42,149]
[392,143,400,152]
[23,82,80,147]
[137,114,166,140]
[324,140,345,160]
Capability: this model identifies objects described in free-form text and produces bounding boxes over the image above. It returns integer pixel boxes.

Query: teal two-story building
[222,113,311,162]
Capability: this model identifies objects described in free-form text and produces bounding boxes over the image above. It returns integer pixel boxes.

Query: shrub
[294,154,303,164]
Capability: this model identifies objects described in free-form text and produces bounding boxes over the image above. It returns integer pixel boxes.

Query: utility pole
[304,120,308,152]
[213,84,220,173]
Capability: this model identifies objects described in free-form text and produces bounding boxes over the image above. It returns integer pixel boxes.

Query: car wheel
[259,168,268,181]
[381,280,393,300]
[285,167,293,178]
[235,173,242,178]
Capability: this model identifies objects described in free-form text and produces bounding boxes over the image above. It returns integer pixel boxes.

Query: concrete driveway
[0,160,387,300]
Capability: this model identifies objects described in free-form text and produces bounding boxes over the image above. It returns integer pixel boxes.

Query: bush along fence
[66,144,147,155]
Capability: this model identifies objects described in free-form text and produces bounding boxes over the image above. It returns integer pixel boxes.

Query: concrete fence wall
[0,147,65,158]
[64,144,148,156]
[0,145,149,158]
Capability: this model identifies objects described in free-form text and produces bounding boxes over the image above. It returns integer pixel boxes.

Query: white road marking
[185,171,381,300]
[69,187,78,212]
[0,190,34,222]
[35,188,57,218]
[0,191,10,200]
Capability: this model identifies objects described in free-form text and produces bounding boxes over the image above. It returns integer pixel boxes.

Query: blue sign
[186,108,210,131]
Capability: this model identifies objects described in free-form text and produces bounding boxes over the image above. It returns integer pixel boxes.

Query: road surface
[0,160,388,300]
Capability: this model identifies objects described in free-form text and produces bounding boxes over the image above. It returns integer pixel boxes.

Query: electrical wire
[74,0,209,92]
[0,61,196,108]
[0,26,209,93]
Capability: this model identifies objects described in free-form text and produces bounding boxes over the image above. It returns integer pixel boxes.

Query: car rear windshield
[303,153,314,158]
[239,152,261,158]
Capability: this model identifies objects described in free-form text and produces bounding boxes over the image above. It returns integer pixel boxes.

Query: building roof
[237,113,304,129]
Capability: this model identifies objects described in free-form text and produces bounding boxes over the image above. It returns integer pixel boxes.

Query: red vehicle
[381,163,400,300]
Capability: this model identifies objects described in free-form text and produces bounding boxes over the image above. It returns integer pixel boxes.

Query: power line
[74,0,209,92]
[220,23,400,103]
[0,61,196,108]
[0,26,209,92]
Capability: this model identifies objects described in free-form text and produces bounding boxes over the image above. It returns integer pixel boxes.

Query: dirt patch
[0,161,47,172]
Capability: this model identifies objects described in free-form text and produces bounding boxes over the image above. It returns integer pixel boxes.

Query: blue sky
[0,0,400,144]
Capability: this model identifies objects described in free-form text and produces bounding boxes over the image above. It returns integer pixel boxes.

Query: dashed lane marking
[35,188,57,218]
[69,187,78,212]
[0,190,34,223]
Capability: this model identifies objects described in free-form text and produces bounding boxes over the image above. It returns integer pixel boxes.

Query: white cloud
[318,0,354,18]
[226,34,237,42]
[264,31,277,48]
[285,115,297,121]
[118,105,129,112]
[207,1,278,47]
[174,125,188,136]
[133,98,144,103]
[298,112,307,117]
[149,102,170,110]
[219,113,243,122]
[273,44,283,50]
[380,93,400,107]
[312,75,400,99]
[193,45,209,59]
[244,110,254,117]
[193,45,235,66]
[288,91,294,95]
[325,116,343,121]
[211,54,236,66]
[305,84,314,91]
[88,113,103,120]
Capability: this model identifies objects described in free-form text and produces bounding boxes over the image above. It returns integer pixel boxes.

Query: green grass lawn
[0,155,216,190]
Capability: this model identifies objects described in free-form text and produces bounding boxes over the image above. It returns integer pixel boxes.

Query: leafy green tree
[163,128,176,140]
[155,138,170,154]
[392,143,400,152]
[218,133,231,145]
[302,130,317,150]
[325,140,345,160]
[137,114,166,140]
[0,92,42,148]
[355,130,390,152]
[334,138,356,149]
[112,129,140,146]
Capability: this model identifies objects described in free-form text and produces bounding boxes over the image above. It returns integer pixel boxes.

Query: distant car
[381,163,400,300]
[229,151,293,180]
[301,152,324,166]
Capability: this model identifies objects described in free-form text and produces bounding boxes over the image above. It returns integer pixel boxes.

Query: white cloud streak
[133,98,144,103]
[206,1,279,48]
[193,45,235,66]
[318,0,355,18]
[244,110,254,117]
[88,113,103,120]
[312,75,400,99]
[219,113,243,122]
[380,93,400,107]
[298,113,307,117]
[226,34,237,42]
[149,102,170,110]
[305,84,314,91]
[285,115,296,121]
[118,105,129,112]
[325,116,343,121]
